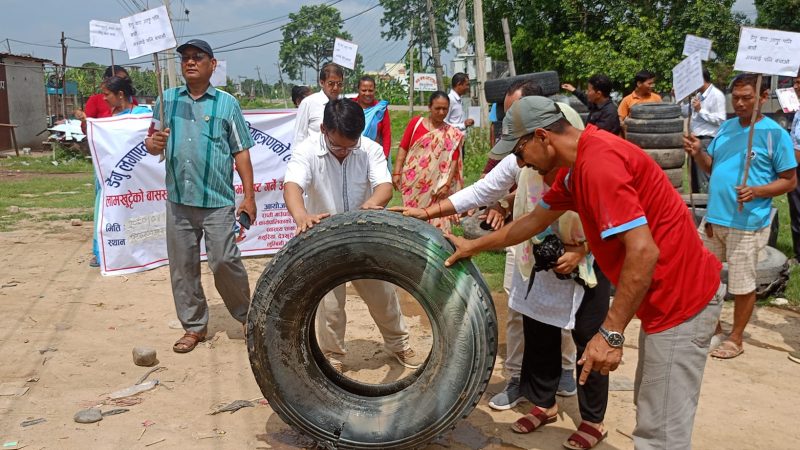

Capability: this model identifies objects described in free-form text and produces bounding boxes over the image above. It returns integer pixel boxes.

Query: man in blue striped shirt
[145,39,256,354]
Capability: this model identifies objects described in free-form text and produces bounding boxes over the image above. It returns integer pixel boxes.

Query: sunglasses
[179,52,209,63]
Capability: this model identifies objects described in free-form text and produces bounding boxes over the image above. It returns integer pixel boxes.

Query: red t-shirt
[353,96,392,158]
[82,93,139,134]
[542,124,721,333]
[399,116,459,161]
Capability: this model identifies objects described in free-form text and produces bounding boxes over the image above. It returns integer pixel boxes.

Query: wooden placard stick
[685,96,696,218]
[152,53,167,162]
[738,73,763,211]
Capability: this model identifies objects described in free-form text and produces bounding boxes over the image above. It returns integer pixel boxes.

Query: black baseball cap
[176,39,214,58]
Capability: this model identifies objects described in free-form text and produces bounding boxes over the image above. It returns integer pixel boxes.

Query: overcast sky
[1,0,757,83]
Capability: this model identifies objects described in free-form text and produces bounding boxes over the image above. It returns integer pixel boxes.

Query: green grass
[0,172,94,231]
[0,155,95,174]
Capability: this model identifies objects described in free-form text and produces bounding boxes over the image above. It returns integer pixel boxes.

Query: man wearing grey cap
[445,96,723,449]
[145,39,256,354]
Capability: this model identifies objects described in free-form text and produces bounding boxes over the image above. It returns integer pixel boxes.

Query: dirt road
[1,220,799,449]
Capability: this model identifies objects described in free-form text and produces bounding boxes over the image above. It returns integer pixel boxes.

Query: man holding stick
[145,39,256,353]
[684,73,797,359]
[445,96,723,449]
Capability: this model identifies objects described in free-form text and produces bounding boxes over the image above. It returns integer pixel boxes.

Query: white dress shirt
[445,89,467,131]
[292,91,329,147]
[284,134,391,215]
[449,153,520,213]
[685,83,726,138]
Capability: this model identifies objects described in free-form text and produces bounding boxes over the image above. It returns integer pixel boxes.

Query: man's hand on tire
[443,231,477,267]
[294,212,330,234]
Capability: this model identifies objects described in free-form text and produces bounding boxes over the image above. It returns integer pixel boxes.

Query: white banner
[672,52,705,103]
[89,20,127,51]
[734,26,800,76]
[87,110,298,276]
[211,60,227,87]
[332,37,358,70]
[682,34,712,61]
[120,5,177,60]
[413,73,437,92]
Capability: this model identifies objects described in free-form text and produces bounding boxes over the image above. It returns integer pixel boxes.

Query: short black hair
[319,63,344,82]
[506,79,543,97]
[291,85,312,107]
[104,65,128,79]
[323,99,365,140]
[103,76,136,97]
[358,75,376,88]
[731,73,771,95]
[588,74,612,97]
[451,72,469,89]
[702,68,711,83]
[634,70,656,84]
[428,90,449,107]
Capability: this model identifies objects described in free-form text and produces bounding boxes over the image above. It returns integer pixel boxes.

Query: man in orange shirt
[617,70,661,123]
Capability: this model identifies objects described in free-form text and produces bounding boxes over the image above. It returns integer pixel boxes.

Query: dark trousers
[788,167,800,258]
[690,136,714,193]
[519,265,612,423]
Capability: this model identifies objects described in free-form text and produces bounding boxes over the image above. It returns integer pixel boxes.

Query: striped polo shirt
[152,85,254,208]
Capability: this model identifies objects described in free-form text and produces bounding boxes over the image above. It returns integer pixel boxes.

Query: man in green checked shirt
[145,39,256,354]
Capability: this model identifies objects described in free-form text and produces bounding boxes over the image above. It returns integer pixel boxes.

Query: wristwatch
[599,327,625,348]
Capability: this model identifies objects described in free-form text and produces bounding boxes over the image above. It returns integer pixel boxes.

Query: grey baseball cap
[489,96,565,159]
[176,39,214,58]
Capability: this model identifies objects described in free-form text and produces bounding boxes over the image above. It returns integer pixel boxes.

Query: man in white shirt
[284,99,420,372]
[683,68,726,193]
[292,63,344,146]
[446,72,475,132]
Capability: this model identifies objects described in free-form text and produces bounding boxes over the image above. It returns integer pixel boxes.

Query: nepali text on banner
[87,110,298,276]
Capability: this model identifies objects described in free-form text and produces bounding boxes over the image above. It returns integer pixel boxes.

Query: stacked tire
[625,103,685,190]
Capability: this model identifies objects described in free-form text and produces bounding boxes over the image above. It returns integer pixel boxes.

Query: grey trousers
[316,279,410,357]
[632,284,724,450]
[165,201,251,334]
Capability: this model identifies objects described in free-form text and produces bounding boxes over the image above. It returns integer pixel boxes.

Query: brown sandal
[511,406,557,434]
[173,331,206,353]
[563,422,607,449]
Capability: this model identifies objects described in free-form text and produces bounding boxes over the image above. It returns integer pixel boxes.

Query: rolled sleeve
[366,142,391,188]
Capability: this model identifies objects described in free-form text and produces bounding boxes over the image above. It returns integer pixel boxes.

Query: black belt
[697,135,714,140]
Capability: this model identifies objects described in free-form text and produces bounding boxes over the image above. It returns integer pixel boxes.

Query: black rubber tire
[460,214,504,252]
[550,94,589,113]
[643,148,685,170]
[628,103,681,120]
[247,210,497,450]
[579,112,589,125]
[484,71,560,104]
[664,167,683,189]
[626,132,684,149]
[624,117,684,134]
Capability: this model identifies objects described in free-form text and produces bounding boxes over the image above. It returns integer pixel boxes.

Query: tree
[379,0,456,63]
[279,5,353,82]
[65,62,105,98]
[755,0,800,32]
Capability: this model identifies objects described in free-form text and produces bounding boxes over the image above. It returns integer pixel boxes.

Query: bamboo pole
[738,73,763,211]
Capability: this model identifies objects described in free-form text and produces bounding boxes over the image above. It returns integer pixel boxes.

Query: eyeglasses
[512,134,533,160]
[325,80,344,88]
[324,133,360,154]
[179,52,208,63]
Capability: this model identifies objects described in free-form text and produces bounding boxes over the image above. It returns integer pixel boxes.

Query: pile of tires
[625,103,685,190]
[247,210,497,449]
[484,71,560,104]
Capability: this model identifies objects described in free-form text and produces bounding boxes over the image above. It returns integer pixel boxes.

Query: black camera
[532,234,577,281]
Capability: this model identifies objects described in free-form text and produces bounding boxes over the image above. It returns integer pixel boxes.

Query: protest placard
[89,20,127,51]
[776,88,800,113]
[682,34,713,61]
[413,73,437,92]
[734,26,800,76]
[672,52,704,102]
[468,106,482,127]
[211,60,227,87]
[332,38,358,70]
[119,5,177,60]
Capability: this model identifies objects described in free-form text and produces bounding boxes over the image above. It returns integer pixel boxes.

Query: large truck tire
[643,148,685,170]
[626,132,685,149]
[247,210,497,450]
[664,167,683,189]
[484,71,560,104]
[624,117,684,134]
[629,103,681,120]
[720,246,788,298]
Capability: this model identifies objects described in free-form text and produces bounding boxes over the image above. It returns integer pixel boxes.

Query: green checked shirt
[152,85,254,208]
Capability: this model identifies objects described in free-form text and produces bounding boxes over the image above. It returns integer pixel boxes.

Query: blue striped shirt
[153,85,254,208]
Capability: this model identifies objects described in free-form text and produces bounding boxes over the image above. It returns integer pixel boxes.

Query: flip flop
[710,340,743,359]
[511,406,557,434]
[563,422,608,449]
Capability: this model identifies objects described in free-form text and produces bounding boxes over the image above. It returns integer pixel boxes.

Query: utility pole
[255,66,266,98]
[275,63,288,108]
[473,0,489,126]
[457,1,469,55]
[501,18,516,76]
[408,23,415,116]
[163,0,178,88]
[5,39,10,53]
[425,0,444,91]
[60,31,67,120]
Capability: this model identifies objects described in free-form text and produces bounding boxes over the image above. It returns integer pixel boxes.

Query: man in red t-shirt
[445,96,722,449]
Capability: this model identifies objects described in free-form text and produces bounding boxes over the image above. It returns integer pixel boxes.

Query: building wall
[0,64,10,149]
[4,56,46,149]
